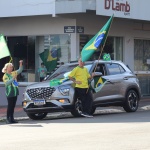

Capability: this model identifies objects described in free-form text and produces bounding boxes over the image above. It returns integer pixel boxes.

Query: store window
[134,39,150,96]
[39,34,71,75]
[134,39,150,71]
[0,34,70,82]
[0,36,35,82]
[80,35,123,61]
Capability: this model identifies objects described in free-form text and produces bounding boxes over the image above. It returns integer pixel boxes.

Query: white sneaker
[81,112,93,118]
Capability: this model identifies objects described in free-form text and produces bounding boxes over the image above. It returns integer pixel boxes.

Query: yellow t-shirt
[68,66,91,88]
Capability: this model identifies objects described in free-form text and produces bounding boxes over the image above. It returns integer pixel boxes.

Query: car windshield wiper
[50,71,67,79]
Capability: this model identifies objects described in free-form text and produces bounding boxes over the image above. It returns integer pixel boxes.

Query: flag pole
[9,56,13,63]
[5,37,15,70]
[86,15,114,93]
[93,15,114,73]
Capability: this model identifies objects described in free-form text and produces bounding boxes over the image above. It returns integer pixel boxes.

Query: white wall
[0,0,55,17]
[0,16,76,36]
[0,0,96,18]
[55,0,95,14]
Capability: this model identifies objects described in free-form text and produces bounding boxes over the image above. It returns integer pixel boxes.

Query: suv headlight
[23,91,31,100]
[58,86,70,96]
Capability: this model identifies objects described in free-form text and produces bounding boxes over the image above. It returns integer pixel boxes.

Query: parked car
[22,60,141,120]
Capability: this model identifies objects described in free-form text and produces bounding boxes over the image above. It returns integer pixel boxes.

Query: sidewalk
[0,97,150,122]
[0,105,28,121]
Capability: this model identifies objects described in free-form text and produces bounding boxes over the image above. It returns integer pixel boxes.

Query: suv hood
[25,80,73,90]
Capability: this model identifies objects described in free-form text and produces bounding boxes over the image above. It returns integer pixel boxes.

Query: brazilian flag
[50,78,69,87]
[94,77,107,93]
[103,53,111,61]
[39,47,59,73]
[81,15,114,62]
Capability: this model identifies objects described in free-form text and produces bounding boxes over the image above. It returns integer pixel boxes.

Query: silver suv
[22,60,141,120]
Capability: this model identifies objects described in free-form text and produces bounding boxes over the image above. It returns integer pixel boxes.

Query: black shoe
[12,120,18,123]
[11,118,18,123]
[6,119,13,124]
[81,112,93,118]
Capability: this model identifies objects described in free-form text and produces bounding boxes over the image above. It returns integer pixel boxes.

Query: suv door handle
[123,77,128,80]
[107,80,114,84]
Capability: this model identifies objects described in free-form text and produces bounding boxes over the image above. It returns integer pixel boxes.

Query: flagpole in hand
[83,15,114,93]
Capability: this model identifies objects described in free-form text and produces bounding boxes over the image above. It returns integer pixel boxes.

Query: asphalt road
[0,100,150,150]
[1,98,150,121]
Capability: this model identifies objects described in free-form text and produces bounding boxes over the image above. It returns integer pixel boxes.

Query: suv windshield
[47,64,93,80]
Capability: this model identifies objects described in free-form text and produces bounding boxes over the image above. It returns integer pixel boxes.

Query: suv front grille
[26,87,56,99]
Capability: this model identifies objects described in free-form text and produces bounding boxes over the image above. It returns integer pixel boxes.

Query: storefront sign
[96,0,150,21]
[76,26,84,33]
[104,0,130,14]
[64,26,75,33]
[64,26,84,33]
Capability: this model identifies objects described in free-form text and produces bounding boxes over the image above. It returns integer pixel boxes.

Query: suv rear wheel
[123,90,139,112]
[27,112,47,120]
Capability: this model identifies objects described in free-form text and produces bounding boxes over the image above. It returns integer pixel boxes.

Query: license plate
[33,99,45,105]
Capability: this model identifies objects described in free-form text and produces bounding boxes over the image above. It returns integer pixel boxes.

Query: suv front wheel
[71,98,82,117]
[71,98,96,117]
[27,112,48,120]
[123,90,139,112]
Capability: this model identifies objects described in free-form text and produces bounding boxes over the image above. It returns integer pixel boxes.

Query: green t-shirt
[68,66,91,88]
[38,67,47,78]
[3,67,23,97]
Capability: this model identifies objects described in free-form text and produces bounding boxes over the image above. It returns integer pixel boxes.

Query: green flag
[50,79,61,87]
[81,15,114,62]
[39,47,58,73]
[50,78,69,87]
[103,53,111,61]
[0,34,11,59]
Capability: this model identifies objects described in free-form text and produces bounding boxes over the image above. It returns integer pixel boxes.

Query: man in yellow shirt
[68,58,94,118]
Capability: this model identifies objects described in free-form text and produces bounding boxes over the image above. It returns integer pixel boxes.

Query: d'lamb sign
[96,0,150,21]
[105,0,130,15]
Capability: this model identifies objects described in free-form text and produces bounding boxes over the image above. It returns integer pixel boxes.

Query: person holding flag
[69,15,113,117]
[2,60,23,124]
[81,15,113,62]
[68,58,95,118]
[0,34,24,123]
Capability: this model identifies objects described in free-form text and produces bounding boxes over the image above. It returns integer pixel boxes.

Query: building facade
[0,0,150,105]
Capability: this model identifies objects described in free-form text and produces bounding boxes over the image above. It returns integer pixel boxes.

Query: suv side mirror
[94,72,103,77]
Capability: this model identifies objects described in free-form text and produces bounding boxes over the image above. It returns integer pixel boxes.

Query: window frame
[106,63,126,75]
